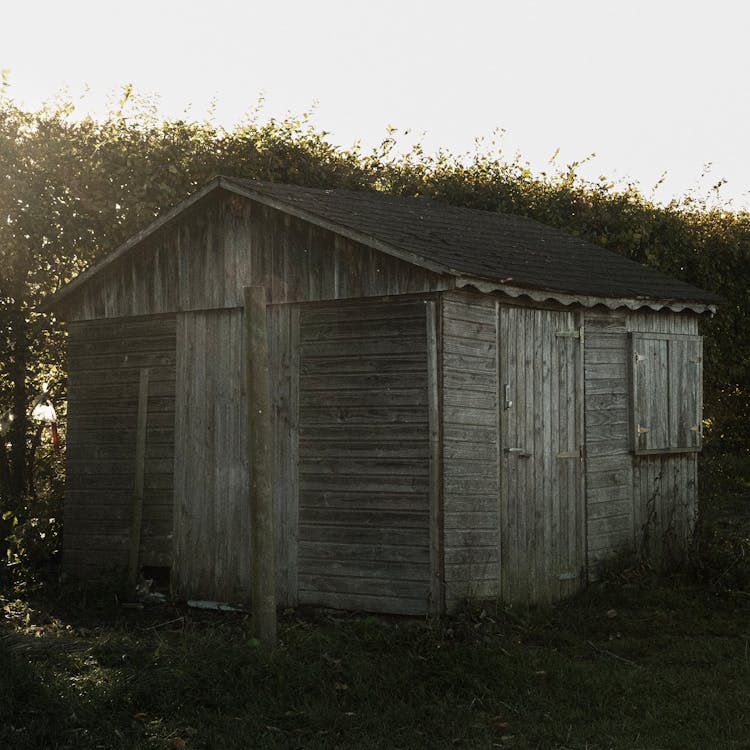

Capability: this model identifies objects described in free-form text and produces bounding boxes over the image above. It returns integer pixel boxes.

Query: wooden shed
[42,177,721,614]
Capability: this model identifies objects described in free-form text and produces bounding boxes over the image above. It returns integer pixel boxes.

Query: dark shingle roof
[42,176,722,313]
[224,176,721,306]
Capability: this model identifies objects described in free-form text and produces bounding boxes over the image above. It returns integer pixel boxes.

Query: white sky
[2,0,748,208]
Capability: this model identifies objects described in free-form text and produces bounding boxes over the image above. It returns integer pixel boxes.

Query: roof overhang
[40,178,224,312]
[456,277,718,315]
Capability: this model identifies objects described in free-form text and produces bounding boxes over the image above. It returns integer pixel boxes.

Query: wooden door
[499,307,585,603]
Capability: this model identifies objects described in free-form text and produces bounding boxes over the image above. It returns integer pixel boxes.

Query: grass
[2,483,750,750]
[3,579,750,749]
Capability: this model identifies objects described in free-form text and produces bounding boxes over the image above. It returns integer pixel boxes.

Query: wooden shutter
[630,333,702,454]
[669,336,703,450]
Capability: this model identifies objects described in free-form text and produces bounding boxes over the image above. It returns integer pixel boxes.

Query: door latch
[504,447,531,458]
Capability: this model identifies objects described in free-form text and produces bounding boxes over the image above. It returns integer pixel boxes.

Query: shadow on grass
[3,575,750,750]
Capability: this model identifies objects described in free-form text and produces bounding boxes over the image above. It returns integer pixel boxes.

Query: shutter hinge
[634,352,645,363]
[637,424,650,434]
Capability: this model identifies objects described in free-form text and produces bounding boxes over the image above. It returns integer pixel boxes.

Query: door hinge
[556,326,584,343]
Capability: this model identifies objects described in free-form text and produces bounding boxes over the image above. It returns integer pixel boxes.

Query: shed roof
[44,176,722,313]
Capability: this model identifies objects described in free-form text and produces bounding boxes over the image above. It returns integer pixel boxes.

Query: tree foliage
[0,88,747,569]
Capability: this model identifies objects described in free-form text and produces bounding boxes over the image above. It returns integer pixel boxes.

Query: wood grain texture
[245,287,276,644]
[627,311,701,562]
[499,305,584,604]
[172,309,251,603]
[62,194,454,321]
[583,312,634,569]
[440,293,500,611]
[268,304,300,607]
[296,298,432,614]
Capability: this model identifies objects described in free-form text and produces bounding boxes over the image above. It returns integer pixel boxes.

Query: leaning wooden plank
[127,368,150,589]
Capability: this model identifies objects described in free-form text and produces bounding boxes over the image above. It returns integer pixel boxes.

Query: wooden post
[426,300,444,615]
[244,286,277,645]
[128,367,150,590]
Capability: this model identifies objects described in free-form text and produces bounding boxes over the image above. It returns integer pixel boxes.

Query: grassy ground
[2,485,750,749]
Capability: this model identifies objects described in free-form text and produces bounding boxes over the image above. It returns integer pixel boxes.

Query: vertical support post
[244,286,277,645]
[128,367,150,590]
[575,311,587,583]
[426,299,444,615]
[495,300,504,601]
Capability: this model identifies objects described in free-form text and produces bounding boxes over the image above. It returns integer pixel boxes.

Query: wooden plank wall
[583,311,634,566]
[441,293,585,608]
[627,310,700,562]
[64,315,176,577]
[583,309,701,569]
[172,309,252,602]
[63,195,454,321]
[440,294,500,609]
[296,298,432,615]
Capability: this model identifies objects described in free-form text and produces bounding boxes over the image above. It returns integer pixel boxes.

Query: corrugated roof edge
[39,175,721,314]
[457,278,717,314]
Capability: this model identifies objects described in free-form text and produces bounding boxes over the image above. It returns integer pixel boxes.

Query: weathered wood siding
[583,309,701,568]
[440,292,585,608]
[172,309,251,602]
[64,315,176,576]
[62,194,453,321]
[440,294,500,609]
[296,298,432,614]
[627,310,700,562]
[583,312,633,565]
